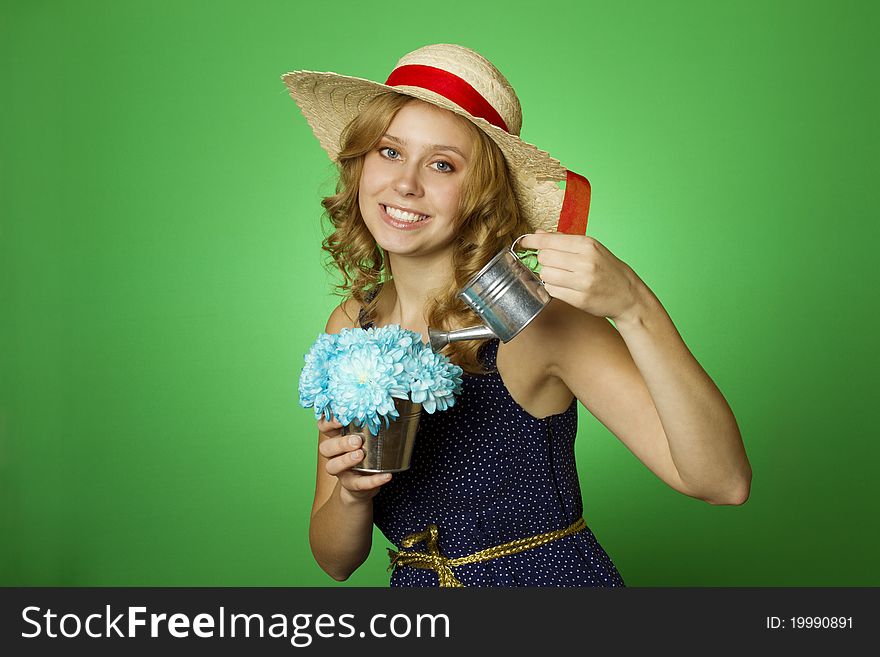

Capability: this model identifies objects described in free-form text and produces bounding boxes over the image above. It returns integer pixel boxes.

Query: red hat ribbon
[385,64,509,133]
[557,170,591,235]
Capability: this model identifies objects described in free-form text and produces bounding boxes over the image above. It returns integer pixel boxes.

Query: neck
[381,251,455,327]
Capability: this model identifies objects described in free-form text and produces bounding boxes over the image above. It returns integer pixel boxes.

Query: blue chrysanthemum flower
[335,326,371,352]
[369,324,417,387]
[298,332,339,421]
[297,324,463,433]
[408,343,464,413]
[327,342,406,435]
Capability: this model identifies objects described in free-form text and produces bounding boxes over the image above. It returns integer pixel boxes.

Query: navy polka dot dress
[359,292,625,587]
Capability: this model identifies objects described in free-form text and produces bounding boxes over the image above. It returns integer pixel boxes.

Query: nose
[392,162,423,198]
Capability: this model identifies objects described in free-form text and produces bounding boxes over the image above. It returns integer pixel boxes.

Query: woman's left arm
[519,231,752,505]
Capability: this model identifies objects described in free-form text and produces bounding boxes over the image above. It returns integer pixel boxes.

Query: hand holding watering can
[430,171,640,350]
[518,229,644,325]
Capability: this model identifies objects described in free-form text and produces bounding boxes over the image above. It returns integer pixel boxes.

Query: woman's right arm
[308,301,393,581]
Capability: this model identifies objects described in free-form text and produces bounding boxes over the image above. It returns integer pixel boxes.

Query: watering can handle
[510,234,531,254]
[510,234,547,288]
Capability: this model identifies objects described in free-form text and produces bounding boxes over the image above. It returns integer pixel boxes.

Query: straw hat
[281,43,589,234]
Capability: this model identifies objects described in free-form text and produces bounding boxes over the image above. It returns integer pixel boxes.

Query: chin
[375,237,423,256]
[365,219,422,253]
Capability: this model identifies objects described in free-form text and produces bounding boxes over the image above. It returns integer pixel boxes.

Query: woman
[283,44,751,586]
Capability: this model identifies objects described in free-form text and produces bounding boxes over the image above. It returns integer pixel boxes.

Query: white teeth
[384,205,427,222]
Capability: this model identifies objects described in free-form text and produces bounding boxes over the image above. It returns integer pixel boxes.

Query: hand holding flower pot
[299,325,464,472]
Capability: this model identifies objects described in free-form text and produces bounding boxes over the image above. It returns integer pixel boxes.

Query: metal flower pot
[343,398,422,473]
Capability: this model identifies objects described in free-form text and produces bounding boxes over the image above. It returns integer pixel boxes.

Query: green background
[2,0,877,586]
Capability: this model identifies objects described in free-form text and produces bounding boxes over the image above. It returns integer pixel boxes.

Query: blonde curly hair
[320,92,533,374]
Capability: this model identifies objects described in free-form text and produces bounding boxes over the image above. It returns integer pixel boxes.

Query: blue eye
[380,147,400,159]
[433,161,454,173]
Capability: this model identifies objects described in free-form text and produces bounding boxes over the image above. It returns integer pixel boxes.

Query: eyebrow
[383,134,467,159]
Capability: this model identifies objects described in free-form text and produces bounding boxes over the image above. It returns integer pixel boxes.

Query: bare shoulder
[325,297,363,333]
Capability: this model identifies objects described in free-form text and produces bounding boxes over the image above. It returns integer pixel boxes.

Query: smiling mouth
[381,204,430,223]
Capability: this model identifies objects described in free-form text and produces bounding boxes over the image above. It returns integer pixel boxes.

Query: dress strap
[357,284,383,329]
[357,306,373,330]
[478,337,500,370]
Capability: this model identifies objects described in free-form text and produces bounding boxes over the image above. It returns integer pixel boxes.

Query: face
[358,100,474,259]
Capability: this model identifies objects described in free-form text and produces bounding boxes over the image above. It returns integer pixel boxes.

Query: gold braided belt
[387,516,587,587]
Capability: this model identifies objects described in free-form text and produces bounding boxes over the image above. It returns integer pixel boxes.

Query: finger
[341,471,393,492]
[319,426,344,440]
[325,447,365,476]
[518,232,593,253]
[318,433,363,459]
[536,248,592,273]
[542,282,588,310]
[517,233,571,249]
[515,233,542,251]
[539,265,585,291]
[317,416,343,432]
[317,422,345,440]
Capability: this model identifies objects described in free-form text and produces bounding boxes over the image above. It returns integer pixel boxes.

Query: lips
[382,204,429,222]
[380,204,432,230]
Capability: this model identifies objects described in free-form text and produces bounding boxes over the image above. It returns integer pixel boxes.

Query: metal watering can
[428,235,551,353]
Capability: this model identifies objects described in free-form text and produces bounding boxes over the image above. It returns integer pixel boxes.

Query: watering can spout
[428,325,497,353]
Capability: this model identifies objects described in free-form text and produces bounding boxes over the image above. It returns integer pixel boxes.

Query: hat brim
[281,70,568,232]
